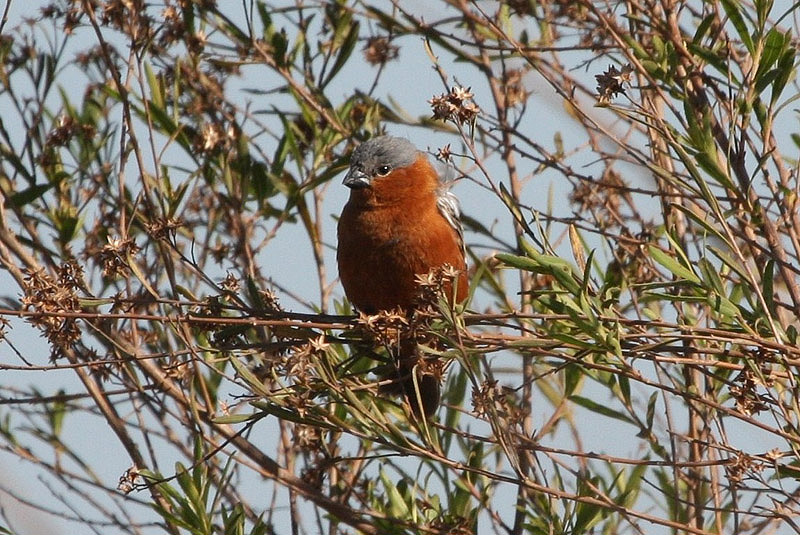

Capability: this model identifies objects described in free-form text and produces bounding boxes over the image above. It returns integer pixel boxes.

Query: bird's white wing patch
[436,188,466,259]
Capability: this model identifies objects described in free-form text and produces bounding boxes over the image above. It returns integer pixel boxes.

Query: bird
[337,135,468,417]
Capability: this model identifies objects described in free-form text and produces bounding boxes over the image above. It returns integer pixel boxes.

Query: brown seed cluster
[46,115,97,147]
[145,216,184,242]
[21,262,84,360]
[413,264,462,311]
[435,143,453,163]
[363,36,399,65]
[569,170,626,230]
[502,68,529,108]
[195,122,236,154]
[595,64,634,104]
[729,366,773,416]
[275,336,331,416]
[219,272,241,295]
[356,310,410,348]
[117,466,141,495]
[431,516,474,535]
[97,235,140,278]
[258,288,283,314]
[505,0,534,16]
[607,232,658,287]
[724,451,765,487]
[429,86,480,125]
[471,379,522,421]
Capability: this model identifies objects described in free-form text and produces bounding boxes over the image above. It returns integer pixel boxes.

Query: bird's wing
[436,188,466,260]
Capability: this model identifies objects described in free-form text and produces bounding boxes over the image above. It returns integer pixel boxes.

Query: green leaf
[788,325,798,344]
[648,245,701,284]
[693,14,716,44]
[564,363,583,397]
[495,252,538,272]
[616,463,646,508]
[145,61,164,109]
[720,0,754,53]
[230,357,273,397]
[379,469,410,518]
[569,395,634,424]
[771,47,796,106]
[698,257,725,294]
[687,42,731,78]
[644,391,658,435]
[695,151,735,190]
[776,461,800,480]
[756,29,788,82]
[670,204,727,243]
[573,492,603,533]
[271,29,289,68]
[55,210,80,245]
[0,143,34,182]
[618,374,631,406]
[48,389,67,436]
[322,21,359,88]
[707,246,750,282]
[6,183,53,207]
[761,259,776,314]
[212,413,256,424]
[754,0,774,30]
[705,291,740,318]
[257,3,274,37]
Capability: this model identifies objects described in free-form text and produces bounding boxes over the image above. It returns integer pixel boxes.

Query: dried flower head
[209,241,232,264]
[502,68,529,107]
[280,336,329,390]
[257,288,283,313]
[117,466,141,495]
[21,263,83,360]
[729,368,770,416]
[356,309,410,347]
[196,122,225,153]
[164,360,193,384]
[220,272,241,295]
[472,380,522,421]
[436,144,453,162]
[294,423,323,452]
[363,36,399,65]
[764,448,784,462]
[98,235,140,278]
[101,0,155,48]
[429,86,480,125]
[414,264,462,310]
[46,115,96,146]
[158,5,185,48]
[505,0,534,16]
[145,216,184,241]
[725,451,764,487]
[187,30,208,53]
[300,455,326,490]
[595,64,634,104]
[569,170,626,229]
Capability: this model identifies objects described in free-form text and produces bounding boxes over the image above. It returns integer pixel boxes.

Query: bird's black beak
[343,168,371,189]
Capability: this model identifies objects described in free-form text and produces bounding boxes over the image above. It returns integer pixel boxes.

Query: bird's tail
[396,338,441,418]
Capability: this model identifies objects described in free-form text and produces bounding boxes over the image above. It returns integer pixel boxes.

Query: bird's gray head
[343,136,419,189]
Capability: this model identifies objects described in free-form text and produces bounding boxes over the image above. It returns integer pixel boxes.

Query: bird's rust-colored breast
[337,156,467,313]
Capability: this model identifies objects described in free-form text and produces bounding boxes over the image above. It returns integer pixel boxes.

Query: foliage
[0,0,799,534]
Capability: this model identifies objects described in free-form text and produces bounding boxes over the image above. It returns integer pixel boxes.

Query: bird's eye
[376,165,391,176]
